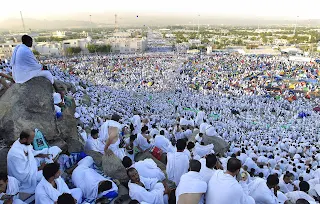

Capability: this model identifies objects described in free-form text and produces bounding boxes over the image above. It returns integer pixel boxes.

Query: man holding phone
[0,172,25,204]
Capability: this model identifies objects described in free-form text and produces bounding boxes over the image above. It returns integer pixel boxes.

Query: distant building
[0,41,19,59]
[113,32,132,39]
[52,31,72,38]
[34,42,62,56]
[107,37,147,54]
[62,37,92,54]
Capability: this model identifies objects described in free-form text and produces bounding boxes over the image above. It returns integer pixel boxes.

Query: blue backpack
[32,129,49,151]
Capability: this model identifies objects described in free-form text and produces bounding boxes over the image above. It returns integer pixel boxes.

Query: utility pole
[294,16,299,35]
[89,15,93,34]
[115,14,118,32]
[20,11,26,33]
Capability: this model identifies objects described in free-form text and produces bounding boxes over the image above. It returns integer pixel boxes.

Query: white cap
[53,93,62,104]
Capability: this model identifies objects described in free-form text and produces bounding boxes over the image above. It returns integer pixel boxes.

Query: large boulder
[0,77,58,144]
[0,77,80,154]
[55,80,76,94]
[84,150,103,167]
[102,150,129,183]
[65,138,84,153]
[56,106,78,140]
[202,135,229,155]
[0,147,9,173]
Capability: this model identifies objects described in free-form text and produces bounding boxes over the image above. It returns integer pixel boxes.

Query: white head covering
[53,92,62,104]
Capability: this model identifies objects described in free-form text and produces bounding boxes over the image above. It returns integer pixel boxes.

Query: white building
[52,31,72,38]
[113,32,132,38]
[0,41,19,59]
[107,37,147,54]
[62,37,92,54]
[34,42,62,56]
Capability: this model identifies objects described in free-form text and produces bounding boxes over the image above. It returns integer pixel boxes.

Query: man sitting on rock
[0,172,26,204]
[35,163,82,204]
[122,156,165,181]
[127,167,170,204]
[71,156,118,201]
[84,129,105,154]
[0,66,14,91]
[10,35,54,84]
[7,129,61,194]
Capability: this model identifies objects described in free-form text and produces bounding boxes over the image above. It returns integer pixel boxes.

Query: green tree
[87,44,111,53]
[66,47,81,55]
[32,50,40,55]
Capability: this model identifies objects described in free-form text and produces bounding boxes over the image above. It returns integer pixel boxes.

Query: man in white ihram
[176,160,207,204]
[206,158,255,204]
[71,156,118,201]
[7,130,61,194]
[35,163,82,204]
[10,35,54,84]
[166,139,189,186]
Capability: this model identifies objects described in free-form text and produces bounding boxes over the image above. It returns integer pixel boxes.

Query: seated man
[199,154,218,183]
[0,173,26,204]
[84,129,105,154]
[122,156,165,181]
[285,181,315,203]
[35,163,82,204]
[154,130,175,154]
[127,167,169,204]
[57,193,76,204]
[7,129,61,194]
[10,35,54,84]
[176,160,207,204]
[0,69,14,90]
[248,174,279,204]
[166,139,189,186]
[71,156,118,200]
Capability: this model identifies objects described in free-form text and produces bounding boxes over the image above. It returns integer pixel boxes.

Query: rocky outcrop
[202,134,229,155]
[0,77,81,152]
[84,150,103,167]
[55,80,76,93]
[102,150,129,183]
[0,77,58,144]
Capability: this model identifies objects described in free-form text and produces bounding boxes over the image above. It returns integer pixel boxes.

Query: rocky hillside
[0,77,83,171]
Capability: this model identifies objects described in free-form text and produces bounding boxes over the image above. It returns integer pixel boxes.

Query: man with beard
[7,130,61,194]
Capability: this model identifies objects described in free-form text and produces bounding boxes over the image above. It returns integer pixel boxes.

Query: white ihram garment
[10,44,53,84]
[176,171,207,204]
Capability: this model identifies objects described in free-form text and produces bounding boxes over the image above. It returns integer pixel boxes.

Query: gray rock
[102,150,129,183]
[110,185,130,204]
[202,135,229,155]
[54,80,68,93]
[84,150,103,167]
[0,77,58,144]
[0,147,9,173]
[66,138,84,153]
[56,107,78,140]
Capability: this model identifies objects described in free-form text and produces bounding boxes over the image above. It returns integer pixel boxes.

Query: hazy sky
[1,0,320,20]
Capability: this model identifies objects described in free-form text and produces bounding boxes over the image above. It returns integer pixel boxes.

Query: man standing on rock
[10,35,54,84]
[7,129,61,194]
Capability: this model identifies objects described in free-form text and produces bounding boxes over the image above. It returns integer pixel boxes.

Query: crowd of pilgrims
[3,48,320,204]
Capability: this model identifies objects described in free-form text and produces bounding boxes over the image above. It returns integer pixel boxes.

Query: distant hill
[0,18,101,31]
[1,15,320,31]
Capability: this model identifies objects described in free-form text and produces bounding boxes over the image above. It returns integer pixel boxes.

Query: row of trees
[87,44,112,53]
